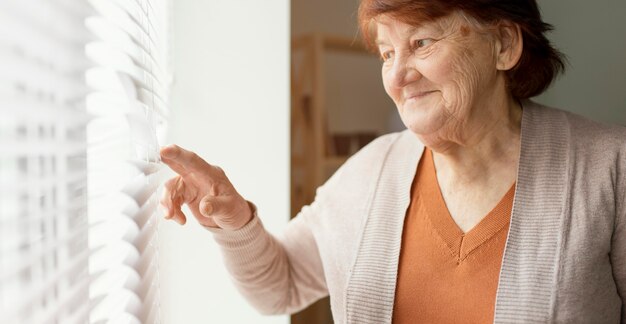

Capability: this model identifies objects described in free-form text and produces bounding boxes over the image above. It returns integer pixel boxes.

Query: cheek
[454,53,481,98]
[437,48,484,109]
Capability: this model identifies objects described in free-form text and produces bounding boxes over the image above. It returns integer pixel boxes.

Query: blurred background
[1,0,624,323]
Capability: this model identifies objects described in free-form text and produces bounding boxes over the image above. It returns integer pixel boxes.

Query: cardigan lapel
[345,130,424,324]
[344,101,569,323]
[493,101,570,323]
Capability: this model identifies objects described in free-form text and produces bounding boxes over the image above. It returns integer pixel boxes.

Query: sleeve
[201,132,396,316]
[612,170,626,323]
[204,200,328,315]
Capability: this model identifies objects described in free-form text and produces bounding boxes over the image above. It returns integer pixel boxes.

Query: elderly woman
[160,0,625,323]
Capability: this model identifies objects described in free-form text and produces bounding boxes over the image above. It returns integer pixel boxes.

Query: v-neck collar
[418,147,514,262]
[345,101,570,324]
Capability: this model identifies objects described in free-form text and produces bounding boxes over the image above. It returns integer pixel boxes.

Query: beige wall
[536,0,626,125]
[291,0,359,37]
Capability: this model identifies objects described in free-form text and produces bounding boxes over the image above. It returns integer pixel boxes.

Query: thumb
[199,194,252,230]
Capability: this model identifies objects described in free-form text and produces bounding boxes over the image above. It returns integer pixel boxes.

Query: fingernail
[159,203,170,218]
[203,202,213,216]
[161,145,177,158]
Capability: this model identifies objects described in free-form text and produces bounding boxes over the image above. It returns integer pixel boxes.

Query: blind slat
[0,141,85,157]
[0,171,87,194]
[0,222,90,282]
[88,0,161,58]
[0,95,89,122]
[85,41,166,95]
[0,253,90,322]
[85,67,169,118]
[111,0,160,41]
[89,290,142,323]
[85,0,168,321]
[35,279,91,324]
[85,16,167,81]
[0,51,89,101]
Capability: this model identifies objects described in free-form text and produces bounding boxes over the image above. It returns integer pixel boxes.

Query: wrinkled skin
[376,12,520,152]
[159,144,252,230]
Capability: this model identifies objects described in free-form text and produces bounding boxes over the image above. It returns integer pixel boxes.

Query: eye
[380,50,395,62]
[414,38,435,49]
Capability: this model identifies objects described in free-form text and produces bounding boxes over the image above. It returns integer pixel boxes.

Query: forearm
[206,210,327,315]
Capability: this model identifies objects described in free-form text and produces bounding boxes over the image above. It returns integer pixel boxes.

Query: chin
[400,110,451,147]
[399,106,446,135]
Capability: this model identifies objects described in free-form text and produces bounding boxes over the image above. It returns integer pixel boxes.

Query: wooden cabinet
[290,33,372,216]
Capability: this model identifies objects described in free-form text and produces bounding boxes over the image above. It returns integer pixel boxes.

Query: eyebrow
[374,25,425,46]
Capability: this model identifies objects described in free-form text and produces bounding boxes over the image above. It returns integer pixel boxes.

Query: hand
[159,144,252,230]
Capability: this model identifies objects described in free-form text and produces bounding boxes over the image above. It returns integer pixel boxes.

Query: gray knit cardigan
[208,101,626,323]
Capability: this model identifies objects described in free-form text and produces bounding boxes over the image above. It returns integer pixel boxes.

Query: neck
[427,96,522,187]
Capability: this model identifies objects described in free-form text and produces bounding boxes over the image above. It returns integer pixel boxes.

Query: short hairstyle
[358,0,566,99]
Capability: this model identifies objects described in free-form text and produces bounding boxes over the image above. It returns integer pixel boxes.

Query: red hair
[358,0,566,99]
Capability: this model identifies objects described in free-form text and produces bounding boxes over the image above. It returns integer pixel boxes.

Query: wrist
[235,200,255,229]
[212,200,255,231]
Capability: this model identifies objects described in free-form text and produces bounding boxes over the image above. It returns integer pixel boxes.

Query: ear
[494,21,523,71]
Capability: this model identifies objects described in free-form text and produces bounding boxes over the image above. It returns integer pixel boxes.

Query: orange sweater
[393,148,515,324]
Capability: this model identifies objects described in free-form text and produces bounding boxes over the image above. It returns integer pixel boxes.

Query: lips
[405,90,436,101]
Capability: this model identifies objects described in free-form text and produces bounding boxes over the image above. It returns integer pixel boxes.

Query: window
[0,0,171,322]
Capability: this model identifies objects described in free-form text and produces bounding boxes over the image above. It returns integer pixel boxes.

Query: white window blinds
[0,0,171,323]
[86,0,170,323]
[0,0,92,323]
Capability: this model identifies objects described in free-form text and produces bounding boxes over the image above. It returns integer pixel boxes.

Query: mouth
[405,90,437,101]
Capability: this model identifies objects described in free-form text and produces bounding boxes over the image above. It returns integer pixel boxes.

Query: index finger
[160,144,209,175]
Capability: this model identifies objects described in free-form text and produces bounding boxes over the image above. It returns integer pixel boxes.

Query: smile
[405,90,437,101]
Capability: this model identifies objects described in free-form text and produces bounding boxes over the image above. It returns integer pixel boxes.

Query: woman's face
[376,12,504,144]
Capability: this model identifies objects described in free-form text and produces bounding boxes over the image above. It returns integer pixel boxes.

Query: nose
[388,55,421,89]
